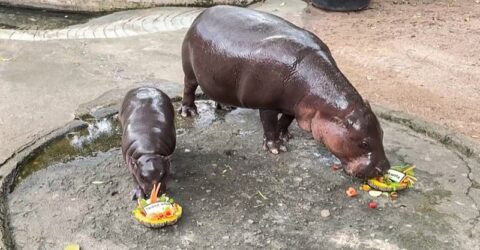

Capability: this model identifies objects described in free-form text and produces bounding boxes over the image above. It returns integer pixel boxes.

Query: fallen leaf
[64,243,80,250]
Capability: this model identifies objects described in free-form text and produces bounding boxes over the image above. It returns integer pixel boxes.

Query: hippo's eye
[359,141,370,150]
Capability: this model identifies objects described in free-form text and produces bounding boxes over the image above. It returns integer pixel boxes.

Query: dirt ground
[7,101,480,249]
[303,0,480,141]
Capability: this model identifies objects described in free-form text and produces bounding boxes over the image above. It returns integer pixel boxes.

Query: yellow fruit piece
[368,178,408,192]
[64,244,80,250]
[360,184,371,191]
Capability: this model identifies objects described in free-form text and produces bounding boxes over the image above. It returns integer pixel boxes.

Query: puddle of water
[0,5,100,30]
[13,100,347,190]
[174,100,222,129]
[15,118,121,184]
[14,101,227,187]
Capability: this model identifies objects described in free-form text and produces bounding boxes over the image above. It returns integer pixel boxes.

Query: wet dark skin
[120,87,176,199]
[180,6,390,178]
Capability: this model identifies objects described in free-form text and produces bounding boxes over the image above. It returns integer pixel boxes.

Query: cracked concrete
[1,0,260,12]
[457,153,480,237]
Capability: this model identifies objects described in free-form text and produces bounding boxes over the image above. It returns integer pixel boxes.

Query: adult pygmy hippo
[120,87,176,199]
[179,6,390,178]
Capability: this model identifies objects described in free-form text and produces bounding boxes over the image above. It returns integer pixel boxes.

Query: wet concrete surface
[7,101,480,249]
[0,6,97,30]
[0,0,304,166]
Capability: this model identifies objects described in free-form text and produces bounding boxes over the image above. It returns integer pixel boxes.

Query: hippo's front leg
[260,109,288,154]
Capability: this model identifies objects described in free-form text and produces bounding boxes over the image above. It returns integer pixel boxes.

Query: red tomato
[368,201,378,209]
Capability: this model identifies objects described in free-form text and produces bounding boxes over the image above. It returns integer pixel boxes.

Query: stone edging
[0,120,88,250]
[0,95,479,249]
[372,104,480,161]
[0,0,260,13]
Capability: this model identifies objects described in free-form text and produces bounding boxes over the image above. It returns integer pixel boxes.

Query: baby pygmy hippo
[119,87,176,199]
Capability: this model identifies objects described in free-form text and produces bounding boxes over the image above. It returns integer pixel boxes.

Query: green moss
[15,119,121,185]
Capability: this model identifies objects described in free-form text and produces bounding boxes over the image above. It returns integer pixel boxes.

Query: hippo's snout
[345,157,390,179]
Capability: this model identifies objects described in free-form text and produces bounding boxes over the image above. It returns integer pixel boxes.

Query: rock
[320,209,330,217]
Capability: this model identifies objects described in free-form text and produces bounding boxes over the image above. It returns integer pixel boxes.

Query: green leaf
[139,199,148,208]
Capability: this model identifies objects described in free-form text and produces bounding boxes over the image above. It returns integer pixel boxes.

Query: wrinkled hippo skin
[179,6,389,179]
[120,87,176,199]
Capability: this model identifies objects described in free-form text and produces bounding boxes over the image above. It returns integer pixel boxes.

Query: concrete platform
[0,0,479,249]
[6,99,480,249]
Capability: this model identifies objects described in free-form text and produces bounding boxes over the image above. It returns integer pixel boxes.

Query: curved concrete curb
[0,7,203,40]
[0,0,308,41]
[372,104,480,161]
[0,0,258,12]
[0,120,88,249]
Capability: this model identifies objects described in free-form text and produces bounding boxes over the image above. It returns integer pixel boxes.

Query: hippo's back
[183,6,335,110]
[120,87,176,157]
[187,6,326,60]
[187,6,323,54]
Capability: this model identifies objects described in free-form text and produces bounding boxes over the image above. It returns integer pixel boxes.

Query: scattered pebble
[185,149,191,153]
[247,219,254,224]
[320,209,331,217]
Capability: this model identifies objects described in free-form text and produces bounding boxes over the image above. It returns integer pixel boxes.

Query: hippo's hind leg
[278,114,295,142]
[179,74,199,117]
[260,109,287,154]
